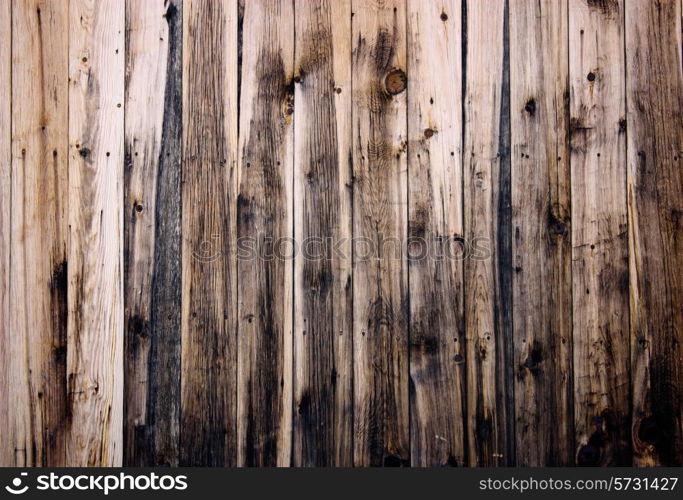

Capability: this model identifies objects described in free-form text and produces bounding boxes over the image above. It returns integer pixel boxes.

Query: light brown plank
[181,0,238,466]
[463,0,512,466]
[7,0,69,467]
[124,0,182,466]
[510,0,573,466]
[352,0,409,467]
[293,0,353,466]
[569,0,631,466]
[626,0,683,467]
[0,0,11,468]
[237,0,294,466]
[406,0,466,467]
[67,0,125,466]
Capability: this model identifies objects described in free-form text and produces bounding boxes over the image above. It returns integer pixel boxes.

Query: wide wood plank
[569,0,630,466]
[124,0,182,466]
[510,0,573,466]
[293,0,353,466]
[626,0,683,467]
[406,0,465,467]
[352,0,409,467]
[181,0,238,466]
[237,0,294,467]
[463,0,513,466]
[67,0,125,466]
[0,0,11,467]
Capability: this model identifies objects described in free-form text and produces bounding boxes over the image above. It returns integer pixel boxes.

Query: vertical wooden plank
[181,0,237,466]
[626,0,683,467]
[569,0,630,466]
[293,0,353,466]
[463,0,513,466]
[0,0,11,467]
[67,0,125,466]
[352,0,409,467]
[124,0,182,466]
[406,0,466,467]
[510,0,573,466]
[8,0,69,467]
[237,0,294,467]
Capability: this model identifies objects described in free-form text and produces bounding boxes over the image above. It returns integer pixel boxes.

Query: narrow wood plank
[406,0,466,467]
[181,0,237,466]
[67,0,125,466]
[7,0,69,467]
[626,0,683,467]
[352,0,409,467]
[463,0,513,466]
[0,0,11,467]
[124,0,182,466]
[293,0,353,466]
[569,0,631,466]
[510,0,573,466]
[236,0,294,467]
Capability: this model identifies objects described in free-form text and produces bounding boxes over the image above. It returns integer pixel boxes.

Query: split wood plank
[237,0,294,467]
[293,0,353,466]
[181,0,238,466]
[406,0,466,467]
[626,0,683,467]
[569,0,631,466]
[463,0,513,467]
[352,0,410,467]
[0,0,11,467]
[124,0,182,466]
[510,0,574,466]
[67,0,125,466]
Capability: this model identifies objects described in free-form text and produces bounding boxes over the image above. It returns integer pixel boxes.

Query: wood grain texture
[67,0,125,466]
[7,0,69,467]
[237,0,294,467]
[569,0,631,466]
[626,0,683,467]
[463,0,513,467]
[406,0,466,467]
[124,0,182,466]
[0,0,11,468]
[181,0,237,466]
[510,0,574,466]
[293,0,353,467]
[352,0,409,467]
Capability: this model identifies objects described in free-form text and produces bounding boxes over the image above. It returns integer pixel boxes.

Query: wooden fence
[0,0,681,467]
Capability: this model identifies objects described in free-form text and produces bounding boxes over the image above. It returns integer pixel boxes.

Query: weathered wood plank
[569,0,630,466]
[67,0,125,466]
[237,0,294,467]
[626,0,683,467]
[463,0,513,466]
[181,0,237,466]
[406,0,466,467]
[0,0,11,467]
[510,0,573,466]
[124,0,182,466]
[7,0,69,467]
[352,0,409,467]
[293,0,353,466]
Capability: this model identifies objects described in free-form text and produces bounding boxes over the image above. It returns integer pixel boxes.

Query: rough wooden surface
[124,0,182,466]
[293,0,353,467]
[626,0,683,467]
[510,0,573,466]
[67,0,125,466]
[407,0,466,467]
[569,0,631,466]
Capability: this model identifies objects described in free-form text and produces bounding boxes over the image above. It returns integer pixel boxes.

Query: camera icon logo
[5,472,29,495]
